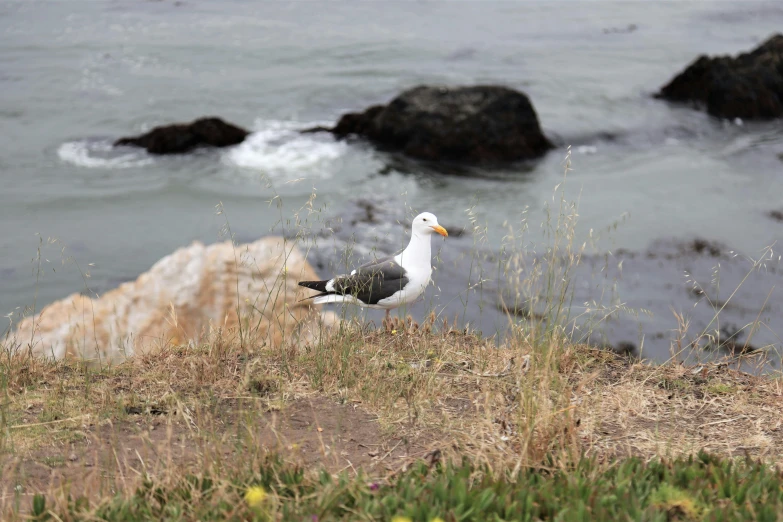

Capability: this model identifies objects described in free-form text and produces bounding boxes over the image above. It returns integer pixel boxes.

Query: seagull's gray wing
[333,255,409,305]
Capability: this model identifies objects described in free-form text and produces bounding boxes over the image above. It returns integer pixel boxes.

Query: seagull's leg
[385,309,391,321]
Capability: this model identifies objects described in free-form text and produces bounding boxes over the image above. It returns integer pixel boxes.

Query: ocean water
[2,0,782,361]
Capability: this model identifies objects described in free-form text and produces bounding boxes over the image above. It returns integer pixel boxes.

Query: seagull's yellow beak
[430,225,448,237]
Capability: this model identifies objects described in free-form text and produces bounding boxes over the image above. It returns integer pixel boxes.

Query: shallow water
[2,1,782,363]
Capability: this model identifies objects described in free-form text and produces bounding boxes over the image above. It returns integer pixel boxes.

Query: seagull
[298,212,448,320]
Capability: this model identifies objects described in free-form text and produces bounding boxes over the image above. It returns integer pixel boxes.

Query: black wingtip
[297,291,329,303]
[298,280,329,293]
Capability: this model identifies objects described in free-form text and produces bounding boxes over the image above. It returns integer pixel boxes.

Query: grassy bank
[2,316,782,520]
[24,451,783,521]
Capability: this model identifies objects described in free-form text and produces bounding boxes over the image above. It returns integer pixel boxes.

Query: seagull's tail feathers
[297,280,360,306]
[312,294,358,305]
[298,279,347,305]
[298,280,329,293]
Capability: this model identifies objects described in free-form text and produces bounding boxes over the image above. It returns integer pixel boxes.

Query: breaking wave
[224,120,348,179]
[58,140,154,169]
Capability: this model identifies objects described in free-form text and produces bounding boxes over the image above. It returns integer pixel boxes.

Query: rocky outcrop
[657,34,783,120]
[114,117,249,154]
[306,85,553,163]
[11,237,335,362]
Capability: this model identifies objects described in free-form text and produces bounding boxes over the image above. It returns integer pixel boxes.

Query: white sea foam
[577,145,598,155]
[224,120,348,179]
[58,140,154,169]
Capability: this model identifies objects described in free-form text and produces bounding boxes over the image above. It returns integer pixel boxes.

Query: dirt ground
[583,357,783,462]
[2,396,440,507]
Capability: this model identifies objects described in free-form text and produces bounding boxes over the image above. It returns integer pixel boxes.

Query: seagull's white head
[411,212,448,238]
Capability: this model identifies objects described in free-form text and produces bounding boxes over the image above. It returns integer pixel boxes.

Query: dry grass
[2,314,782,516]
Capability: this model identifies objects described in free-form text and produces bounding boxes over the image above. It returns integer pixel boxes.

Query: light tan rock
[11,237,335,362]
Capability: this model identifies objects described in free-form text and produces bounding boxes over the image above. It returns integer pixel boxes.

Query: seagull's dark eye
[423,218,427,222]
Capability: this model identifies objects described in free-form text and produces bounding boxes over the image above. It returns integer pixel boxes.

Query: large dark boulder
[114,117,249,154]
[308,85,553,163]
[657,34,783,120]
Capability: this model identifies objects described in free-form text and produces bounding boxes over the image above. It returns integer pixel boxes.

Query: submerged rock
[657,34,783,120]
[114,117,249,154]
[306,85,553,164]
[11,237,335,362]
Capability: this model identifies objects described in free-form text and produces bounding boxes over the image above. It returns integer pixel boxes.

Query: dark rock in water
[611,341,638,357]
[332,105,386,138]
[769,210,783,222]
[306,85,553,164]
[114,117,249,154]
[657,34,783,120]
[687,238,724,258]
[694,324,760,355]
[602,24,638,35]
[595,341,638,358]
[350,199,381,226]
[624,237,727,260]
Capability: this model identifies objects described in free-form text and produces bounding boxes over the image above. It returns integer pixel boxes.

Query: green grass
[25,452,783,521]
[706,383,737,395]
[39,456,66,469]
